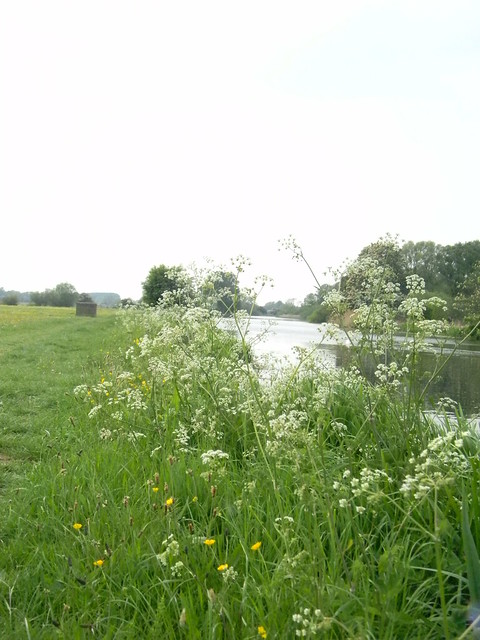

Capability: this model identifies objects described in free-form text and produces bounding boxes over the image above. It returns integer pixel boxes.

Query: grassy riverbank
[0,304,479,638]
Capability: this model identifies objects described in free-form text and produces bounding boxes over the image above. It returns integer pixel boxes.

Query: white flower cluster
[200,449,230,466]
[405,274,426,296]
[335,467,392,511]
[292,608,331,636]
[374,362,409,389]
[330,421,348,436]
[265,409,313,461]
[221,566,238,584]
[73,384,89,398]
[157,534,180,568]
[400,431,470,500]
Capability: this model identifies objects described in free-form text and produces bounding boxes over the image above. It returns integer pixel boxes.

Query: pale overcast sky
[1,1,479,303]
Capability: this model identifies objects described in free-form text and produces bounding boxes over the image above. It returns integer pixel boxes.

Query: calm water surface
[233,317,480,416]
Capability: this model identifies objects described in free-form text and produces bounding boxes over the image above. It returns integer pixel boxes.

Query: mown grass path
[0,306,119,493]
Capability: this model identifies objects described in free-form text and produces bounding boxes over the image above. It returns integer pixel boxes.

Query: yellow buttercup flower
[165,497,174,506]
[217,563,228,571]
[251,541,262,551]
[258,625,267,638]
[204,538,215,546]
[93,559,104,567]
[152,487,159,493]
[73,523,82,530]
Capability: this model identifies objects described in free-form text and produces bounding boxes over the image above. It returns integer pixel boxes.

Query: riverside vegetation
[1,253,480,638]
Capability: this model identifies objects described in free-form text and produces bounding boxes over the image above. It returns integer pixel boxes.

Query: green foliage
[1,257,480,637]
[283,237,480,329]
[462,488,480,605]
[341,235,407,308]
[401,240,480,306]
[53,282,78,307]
[30,282,79,307]
[264,299,300,317]
[401,240,446,293]
[78,292,94,303]
[120,297,137,307]
[1,293,18,305]
[305,303,329,323]
[200,269,244,316]
[455,261,480,337]
[142,264,192,306]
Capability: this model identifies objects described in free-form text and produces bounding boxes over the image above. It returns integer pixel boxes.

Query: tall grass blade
[462,488,480,604]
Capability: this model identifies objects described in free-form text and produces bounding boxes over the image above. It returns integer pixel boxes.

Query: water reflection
[231,316,480,416]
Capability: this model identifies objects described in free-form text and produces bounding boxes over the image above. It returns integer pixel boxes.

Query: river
[228,316,480,416]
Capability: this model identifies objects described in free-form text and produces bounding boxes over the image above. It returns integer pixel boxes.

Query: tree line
[0,284,121,308]
[266,238,480,335]
[2,238,479,335]
[140,264,263,315]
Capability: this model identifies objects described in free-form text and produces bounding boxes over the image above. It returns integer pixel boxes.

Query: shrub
[1,293,19,305]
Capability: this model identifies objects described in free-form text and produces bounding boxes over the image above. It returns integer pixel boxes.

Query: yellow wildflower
[251,541,262,551]
[258,625,267,638]
[217,563,228,571]
[93,559,104,567]
[165,497,174,506]
[152,487,159,493]
[73,523,82,530]
[204,538,215,546]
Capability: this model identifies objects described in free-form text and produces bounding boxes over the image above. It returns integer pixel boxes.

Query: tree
[342,236,407,308]
[437,241,480,296]
[1,293,18,306]
[30,283,78,307]
[208,270,238,315]
[78,292,94,303]
[51,283,78,307]
[454,260,480,336]
[401,241,444,293]
[142,265,191,306]
[30,290,49,306]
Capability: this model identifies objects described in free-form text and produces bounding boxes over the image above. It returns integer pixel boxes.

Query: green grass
[0,303,478,638]
[0,306,119,486]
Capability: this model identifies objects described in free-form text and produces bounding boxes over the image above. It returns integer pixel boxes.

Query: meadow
[0,289,480,638]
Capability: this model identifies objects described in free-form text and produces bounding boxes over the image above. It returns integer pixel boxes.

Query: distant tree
[202,270,242,315]
[342,236,407,308]
[401,241,444,293]
[1,293,18,306]
[263,299,300,317]
[78,292,94,303]
[51,283,78,307]
[30,283,78,307]
[299,286,334,323]
[120,298,137,307]
[30,291,48,306]
[437,241,480,296]
[142,265,191,306]
[302,293,318,307]
[306,304,330,323]
[454,260,480,336]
